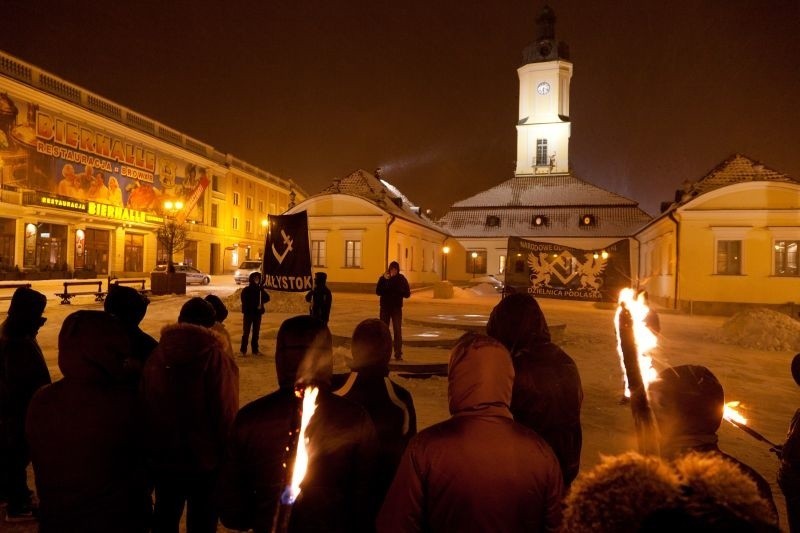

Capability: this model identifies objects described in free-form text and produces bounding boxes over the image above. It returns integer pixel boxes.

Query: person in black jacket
[305,272,332,325]
[334,318,416,501]
[217,315,379,533]
[375,261,410,361]
[104,283,157,383]
[239,271,270,356]
[779,353,800,533]
[26,311,151,532]
[486,293,584,487]
[0,287,50,522]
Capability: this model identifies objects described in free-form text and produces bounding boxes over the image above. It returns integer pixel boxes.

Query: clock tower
[515,5,572,176]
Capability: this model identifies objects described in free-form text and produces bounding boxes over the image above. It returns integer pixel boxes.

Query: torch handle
[618,305,660,456]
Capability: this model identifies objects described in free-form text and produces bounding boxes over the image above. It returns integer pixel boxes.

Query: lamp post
[442,245,450,281]
[161,200,184,273]
[471,251,478,278]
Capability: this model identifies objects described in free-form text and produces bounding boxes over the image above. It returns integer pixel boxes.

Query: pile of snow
[221,288,309,314]
[720,308,800,351]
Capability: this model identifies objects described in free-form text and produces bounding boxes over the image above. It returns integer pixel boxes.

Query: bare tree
[156,218,188,273]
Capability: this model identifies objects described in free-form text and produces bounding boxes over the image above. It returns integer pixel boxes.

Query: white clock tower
[515,6,572,176]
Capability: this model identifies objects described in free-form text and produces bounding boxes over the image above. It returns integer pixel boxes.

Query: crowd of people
[0,271,798,532]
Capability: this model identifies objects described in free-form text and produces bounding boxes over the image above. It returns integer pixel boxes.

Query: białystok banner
[504,236,631,302]
[261,211,312,292]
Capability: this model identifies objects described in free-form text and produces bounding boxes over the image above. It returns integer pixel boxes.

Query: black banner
[504,237,632,302]
[262,212,312,292]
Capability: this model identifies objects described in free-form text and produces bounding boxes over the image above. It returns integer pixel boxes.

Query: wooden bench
[0,282,32,301]
[55,280,106,305]
[110,278,151,296]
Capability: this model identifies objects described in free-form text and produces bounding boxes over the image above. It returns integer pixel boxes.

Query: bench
[0,282,32,301]
[110,278,151,296]
[55,280,106,305]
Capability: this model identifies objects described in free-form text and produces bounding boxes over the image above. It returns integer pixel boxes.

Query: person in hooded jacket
[375,261,410,360]
[0,287,50,521]
[104,283,157,383]
[25,311,151,532]
[240,271,270,356]
[141,297,239,533]
[486,293,584,487]
[217,315,379,533]
[333,318,417,501]
[778,353,800,533]
[648,364,779,525]
[305,272,332,325]
[377,333,564,533]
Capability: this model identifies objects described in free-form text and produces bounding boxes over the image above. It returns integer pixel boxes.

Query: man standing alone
[240,271,270,356]
[376,261,410,361]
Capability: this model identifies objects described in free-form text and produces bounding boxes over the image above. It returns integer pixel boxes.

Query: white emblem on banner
[272,229,294,264]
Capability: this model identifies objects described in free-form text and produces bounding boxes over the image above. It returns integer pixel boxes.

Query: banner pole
[261,214,269,289]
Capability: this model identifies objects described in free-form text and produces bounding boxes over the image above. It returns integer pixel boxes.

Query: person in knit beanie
[104,284,157,380]
[204,294,233,355]
[0,287,51,520]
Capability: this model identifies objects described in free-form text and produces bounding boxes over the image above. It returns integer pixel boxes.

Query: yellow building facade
[636,155,800,315]
[0,51,302,279]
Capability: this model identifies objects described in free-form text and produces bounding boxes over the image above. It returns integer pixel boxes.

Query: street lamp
[442,245,450,281]
[471,251,478,278]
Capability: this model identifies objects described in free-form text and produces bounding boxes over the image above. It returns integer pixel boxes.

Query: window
[535,138,548,166]
[258,200,264,213]
[184,240,197,266]
[716,240,741,275]
[246,196,253,210]
[345,240,362,268]
[232,217,239,230]
[311,240,327,267]
[532,215,548,227]
[499,255,506,274]
[211,174,220,192]
[466,250,488,275]
[123,233,144,272]
[233,192,240,206]
[774,240,799,276]
[579,214,596,227]
[245,220,252,233]
[486,215,500,227]
[210,204,218,227]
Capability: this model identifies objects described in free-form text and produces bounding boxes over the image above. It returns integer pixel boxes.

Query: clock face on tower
[537,81,551,95]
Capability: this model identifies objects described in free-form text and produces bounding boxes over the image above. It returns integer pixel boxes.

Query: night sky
[2,1,798,217]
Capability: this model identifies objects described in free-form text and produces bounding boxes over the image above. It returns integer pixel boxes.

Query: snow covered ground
[2,276,796,531]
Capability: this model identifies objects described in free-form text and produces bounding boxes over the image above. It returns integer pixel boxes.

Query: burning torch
[723,401,782,457]
[272,386,319,533]
[615,288,660,455]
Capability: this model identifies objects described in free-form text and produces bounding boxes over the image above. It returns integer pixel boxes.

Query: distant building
[437,6,651,287]
[0,50,303,278]
[286,169,461,291]
[636,154,800,315]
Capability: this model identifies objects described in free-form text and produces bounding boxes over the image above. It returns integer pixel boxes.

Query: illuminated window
[233,192,240,206]
[211,174,221,192]
[345,240,361,268]
[232,217,239,231]
[535,139,548,166]
[123,233,144,272]
[716,240,741,275]
[774,240,799,276]
[210,204,218,227]
[311,240,326,267]
[466,251,488,275]
[246,196,253,210]
[245,220,252,233]
[499,255,506,274]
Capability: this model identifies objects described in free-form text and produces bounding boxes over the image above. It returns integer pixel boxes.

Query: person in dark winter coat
[305,272,332,325]
[648,364,779,525]
[104,283,157,381]
[375,261,410,360]
[0,287,50,521]
[141,298,239,533]
[334,318,417,500]
[26,311,151,532]
[562,451,778,532]
[377,333,564,533]
[217,315,379,533]
[240,271,270,356]
[777,353,800,532]
[486,293,584,487]
[204,294,234,355]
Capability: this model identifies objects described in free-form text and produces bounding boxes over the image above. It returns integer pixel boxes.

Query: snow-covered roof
[313,169,447,234]
[669,154,800,209]
[438,172,651,238]
[451,173,641,208]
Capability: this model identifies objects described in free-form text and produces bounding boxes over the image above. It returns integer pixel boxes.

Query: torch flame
[284,386,319,505]
[615,288,658,397]
[723,401,748,425]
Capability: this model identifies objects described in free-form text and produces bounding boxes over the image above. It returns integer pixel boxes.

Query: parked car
[234,260,262,284]
[470,274,505,293]
[152,264,211,285]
